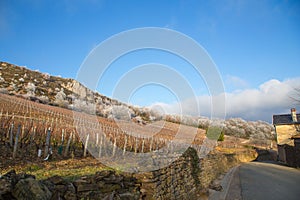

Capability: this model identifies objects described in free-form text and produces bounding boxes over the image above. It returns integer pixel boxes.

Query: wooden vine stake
[135,137,138,154]
[31,126,36,144]
[96,133,99,147]
[21,117,25,139]
[149,137,153,152]
[123,135,127,155]
[9,123,14,147]
[30,126,36,149]
[58,129,64,155]
[98,134,103,158]
[83,133,89,157]
[112,137,117,157]
[141,138,145,153]
[64,132,73,157]
[44,128,51,157]
[13,124,21,159]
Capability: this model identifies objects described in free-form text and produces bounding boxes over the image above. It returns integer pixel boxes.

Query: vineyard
[0,93,205,171]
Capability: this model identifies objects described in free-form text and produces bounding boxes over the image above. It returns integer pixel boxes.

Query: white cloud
[150,78,300,122]
[224,78,298,121]
[225,75,249,90]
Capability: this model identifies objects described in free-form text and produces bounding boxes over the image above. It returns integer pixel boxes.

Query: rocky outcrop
[62,80,92,100]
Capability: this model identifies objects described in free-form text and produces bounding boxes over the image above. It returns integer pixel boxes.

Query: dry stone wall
[0,169,141,200]
[197,149,257,190]
[136,148,201,200]
[136,148,256,200]
[0,147,256,200]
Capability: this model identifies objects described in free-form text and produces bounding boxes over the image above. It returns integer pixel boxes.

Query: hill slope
[0,61,275,142]
[0,61,158,122]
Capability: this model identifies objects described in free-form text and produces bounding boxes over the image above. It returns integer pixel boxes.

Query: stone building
[273,108,300,167]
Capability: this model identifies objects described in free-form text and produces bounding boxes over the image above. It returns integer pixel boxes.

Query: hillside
[0,61,275,142]
[0,61,159,122]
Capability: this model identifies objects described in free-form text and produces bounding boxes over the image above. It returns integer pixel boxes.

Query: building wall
[275,124,298,145]
[294,139,300,168]
[277,145,286,163]
[277,141,300,167]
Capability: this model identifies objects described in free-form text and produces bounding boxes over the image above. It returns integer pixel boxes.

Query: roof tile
[273,114,300,125]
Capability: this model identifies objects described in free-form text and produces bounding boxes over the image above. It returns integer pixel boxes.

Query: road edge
[208,165,242,200]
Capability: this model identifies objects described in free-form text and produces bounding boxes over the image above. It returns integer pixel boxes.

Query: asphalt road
[210,162,300,200]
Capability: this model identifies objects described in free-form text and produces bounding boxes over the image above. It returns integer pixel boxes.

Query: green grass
[28,165,109,181]
[206,126,223,140]
[1,158,111,181]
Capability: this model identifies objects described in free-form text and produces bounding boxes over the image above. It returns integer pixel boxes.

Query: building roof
[273,114,300,125]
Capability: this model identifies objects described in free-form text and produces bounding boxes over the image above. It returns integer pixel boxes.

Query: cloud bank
[150,78,300,122]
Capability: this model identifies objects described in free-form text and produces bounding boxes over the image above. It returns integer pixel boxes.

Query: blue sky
[1,0,300,122]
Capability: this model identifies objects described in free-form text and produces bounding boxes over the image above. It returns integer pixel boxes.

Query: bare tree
[290,87,300,104]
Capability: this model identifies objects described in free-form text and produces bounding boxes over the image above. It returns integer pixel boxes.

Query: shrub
[218,131,225,141]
